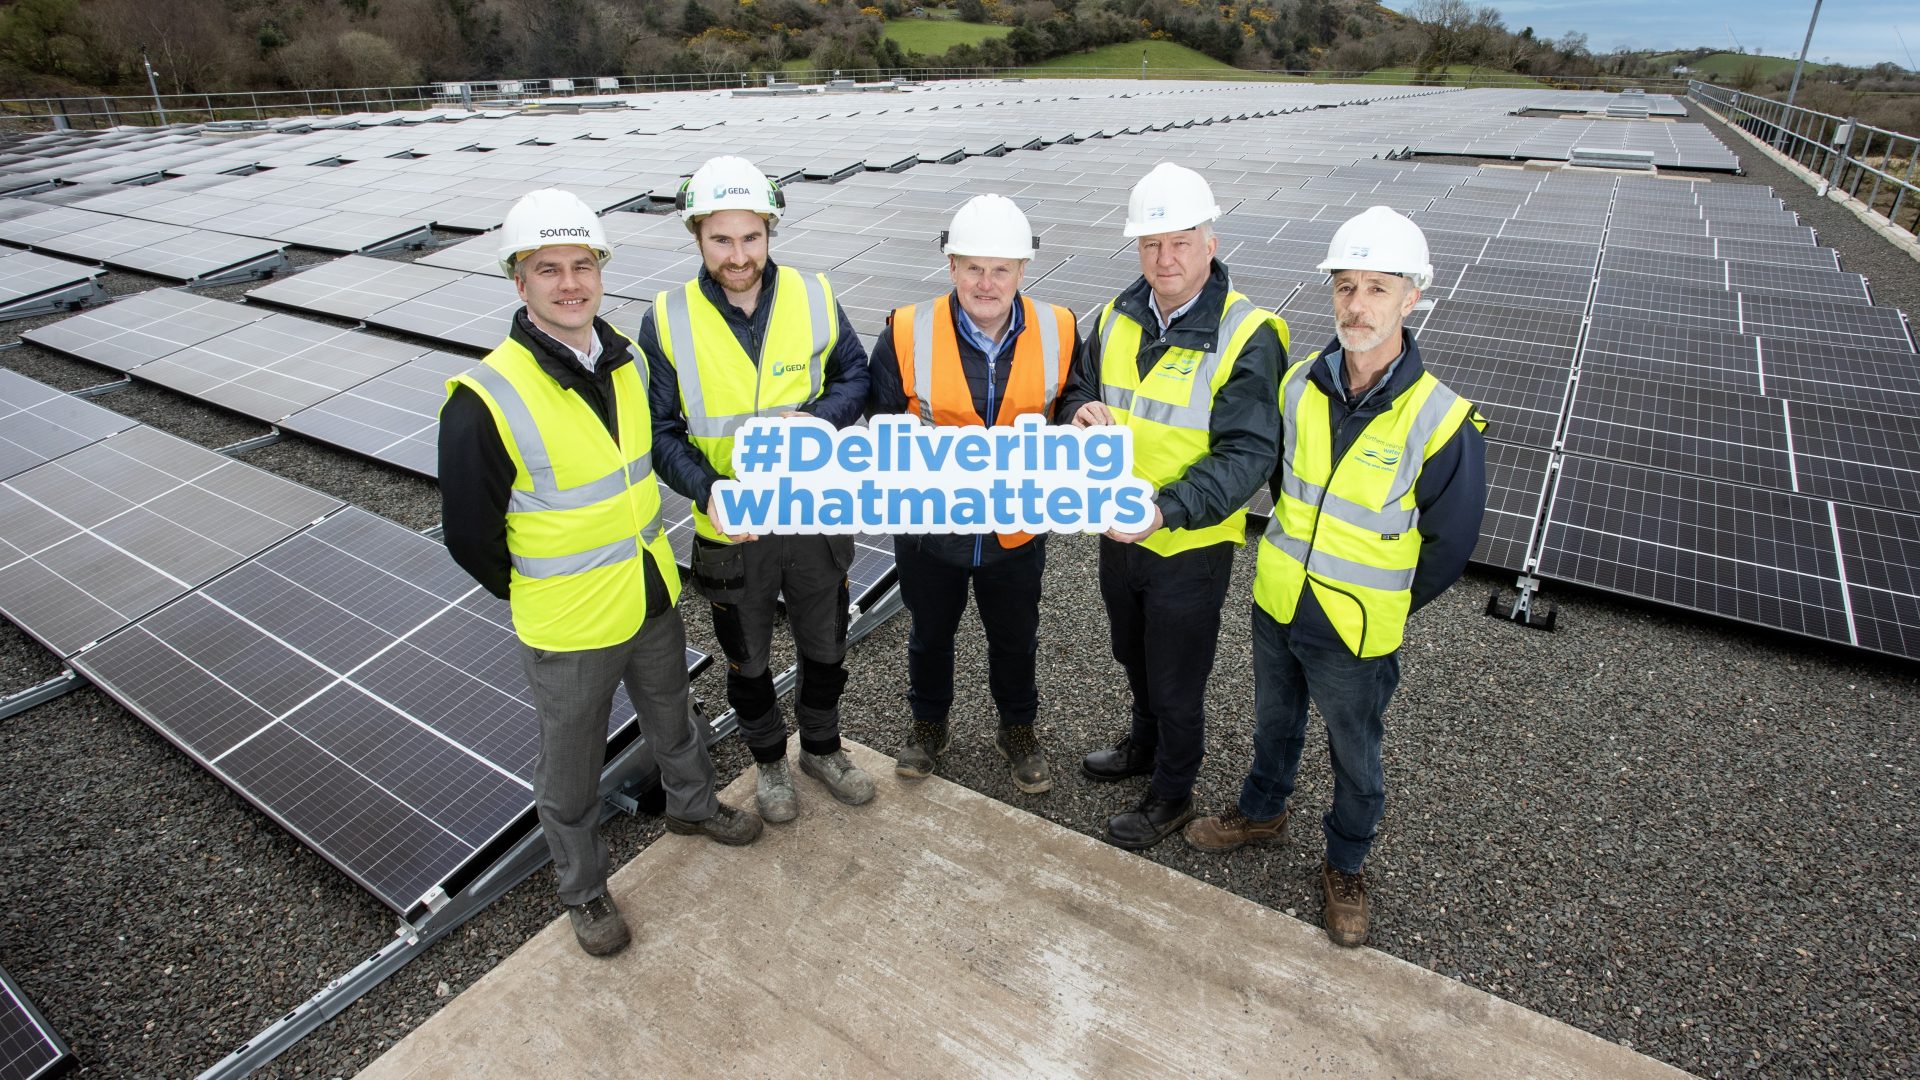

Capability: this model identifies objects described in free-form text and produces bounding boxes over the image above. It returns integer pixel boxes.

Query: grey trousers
[691,533,853,753]
[519,608,718,905]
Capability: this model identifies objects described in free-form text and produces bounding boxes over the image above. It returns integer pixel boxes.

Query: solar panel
[22,290,271,372]
[0,248,105,320]
[72,506,712,913]
[1757,338,1920,418]
[366,273,519,351]
[1449,262,1591,312]
[133,315,428,423]
[279,348,474,477]
[1417,343,1570,448]
[1579,315,1761,394]
[0,426,342,656]
[0,963,69,1080]
[1833,503,1920,658]
[1740,294,1913,352]
[1474,440,1552,571]
[1563,371,1792,490]
[1788,400,1920,515]
[1726,261,1870,306]
[1537,454,1852,645]
[0,367,136,481]
[247,254,466,321]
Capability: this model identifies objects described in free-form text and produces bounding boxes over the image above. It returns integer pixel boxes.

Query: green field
[1686,52,1824,78]
[1025,39,1290,77]
[883,18,1013,55]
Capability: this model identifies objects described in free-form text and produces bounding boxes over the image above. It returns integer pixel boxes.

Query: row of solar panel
[0,368,724,914]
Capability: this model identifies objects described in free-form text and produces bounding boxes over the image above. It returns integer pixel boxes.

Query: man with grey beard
[1184,206,1487,949]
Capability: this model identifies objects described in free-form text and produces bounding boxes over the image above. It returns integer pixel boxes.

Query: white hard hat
[941,194,1035,260]
[678,155,784,230]
[1123,162,1221,238]
[1318,206,1434,291]
[496,188,611,276]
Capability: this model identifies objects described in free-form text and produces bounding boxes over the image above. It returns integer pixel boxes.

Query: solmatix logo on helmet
[538,226,592,238]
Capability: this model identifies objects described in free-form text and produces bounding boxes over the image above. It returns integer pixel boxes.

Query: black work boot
[1105,791,1196,850]
[895,721,953,779]
[1081,735,1154,782]
[995,724,1052,794]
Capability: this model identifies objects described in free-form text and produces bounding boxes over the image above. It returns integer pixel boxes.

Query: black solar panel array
[0,963,68,1080]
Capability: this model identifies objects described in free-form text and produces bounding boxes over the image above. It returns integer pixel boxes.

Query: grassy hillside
[1025,40,1259,75]
[883,19,1013,55]
[1687,52,1825,77]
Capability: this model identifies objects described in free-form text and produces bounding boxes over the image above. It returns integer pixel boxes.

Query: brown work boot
[1184,807,1289,853]
[1320,860,1369,948]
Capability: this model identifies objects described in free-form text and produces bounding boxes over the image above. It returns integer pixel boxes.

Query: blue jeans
[1239,605,1401,875]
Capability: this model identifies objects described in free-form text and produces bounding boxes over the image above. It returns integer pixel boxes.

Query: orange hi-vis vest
[890,292,1074,550]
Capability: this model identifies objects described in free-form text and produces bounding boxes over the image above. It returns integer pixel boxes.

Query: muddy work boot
[1184,807,1290,853]
[664,800,764,846]
[994,724,1052,794]
[756,758,799,823]
[800,748,876,805]
[1320,860,1370,948]
[894,721,954,779]
[566,894,632,957]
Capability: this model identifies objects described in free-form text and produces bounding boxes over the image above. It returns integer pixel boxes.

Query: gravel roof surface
[1,105,1917,1080]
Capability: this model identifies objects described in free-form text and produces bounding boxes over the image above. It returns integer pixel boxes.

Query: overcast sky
[1384,0,1919,68]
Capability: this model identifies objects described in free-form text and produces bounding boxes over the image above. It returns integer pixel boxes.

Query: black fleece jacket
[1057,259,1286,534]
[438,308,669,615]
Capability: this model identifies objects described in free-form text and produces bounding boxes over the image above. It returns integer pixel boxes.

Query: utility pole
[1786,0,1824,106]
[139,44,167,124]
[1141,49,1148,82]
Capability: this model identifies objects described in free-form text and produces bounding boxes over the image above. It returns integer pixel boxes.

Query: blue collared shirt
[1324,343,1406,405]
[952,294,1026,363]
[1150,290,1204,335]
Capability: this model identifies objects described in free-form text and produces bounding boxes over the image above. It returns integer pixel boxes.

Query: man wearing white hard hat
[866,194,1083,794]
[1185,205,1487,948]
[638,156,876,824]
[1059,163,1288,850]
[440,188,762,958]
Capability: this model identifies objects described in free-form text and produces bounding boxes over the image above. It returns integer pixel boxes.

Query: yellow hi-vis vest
[446,334,682,652]
[654,265,838,542]
[1254,354,1483,658]
[1095,289,1287,557]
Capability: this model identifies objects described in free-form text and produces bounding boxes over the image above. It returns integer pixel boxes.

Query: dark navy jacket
[637,258,870,510]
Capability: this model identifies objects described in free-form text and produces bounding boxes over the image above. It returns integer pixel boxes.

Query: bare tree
[1410,0,1474,74]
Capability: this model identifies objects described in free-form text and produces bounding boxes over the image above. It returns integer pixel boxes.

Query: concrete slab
[358,740,1690,1080]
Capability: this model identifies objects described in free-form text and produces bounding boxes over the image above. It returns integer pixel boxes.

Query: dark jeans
[893,534,1045,728]
[1240,604,1401,875]
[1097,537,1236,801]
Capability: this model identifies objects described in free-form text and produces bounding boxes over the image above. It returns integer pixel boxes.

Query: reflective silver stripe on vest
[1263,529,1418,592]
[1277,373,1465,539]
[911,301,936,425]
[661,285,705,424]
[800,271,831,403]
[510,452,652,515]
[510,506,666,580]
[1128,296,1258,431]
[1034,300,1063,417]
[464,362,557,489]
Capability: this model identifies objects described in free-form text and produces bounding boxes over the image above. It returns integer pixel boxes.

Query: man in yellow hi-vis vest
[440,189,761,958]
[638,157,876,824]
[1058,163,1286,851]
[1185,206,1488,948]
[866,194,1083,794]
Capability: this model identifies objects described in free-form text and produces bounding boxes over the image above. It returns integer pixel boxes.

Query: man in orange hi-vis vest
[866,194,1085,795]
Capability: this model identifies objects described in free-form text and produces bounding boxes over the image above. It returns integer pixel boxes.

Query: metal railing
[1690,80,1920,237]
[0,68,1690,133]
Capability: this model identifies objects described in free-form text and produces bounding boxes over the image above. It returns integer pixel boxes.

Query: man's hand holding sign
[710,414,1155,539]
[1069,400,1162,544]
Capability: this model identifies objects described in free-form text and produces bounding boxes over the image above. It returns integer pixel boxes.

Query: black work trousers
[1097,536,1236,801]
[894,533,1046,728]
